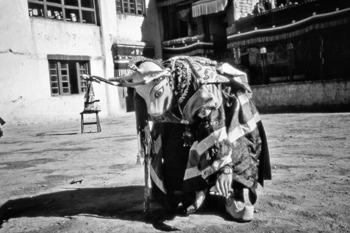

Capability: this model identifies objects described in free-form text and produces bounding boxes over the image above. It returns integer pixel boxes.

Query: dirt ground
[0,112,349,233]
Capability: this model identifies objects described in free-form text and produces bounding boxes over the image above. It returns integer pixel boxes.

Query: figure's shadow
[0,186,234,231]
[0,186,179,231]
[0,186,144,224]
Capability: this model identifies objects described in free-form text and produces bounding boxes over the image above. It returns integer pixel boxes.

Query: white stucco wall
[251,79,350,110]
[96,0,122,117]
[116,14,145,44]
[0,1,122,124]
[115,0,162,58]
[0,0,163,124]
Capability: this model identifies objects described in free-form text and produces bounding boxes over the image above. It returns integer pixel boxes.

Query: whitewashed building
[0,0,162,124]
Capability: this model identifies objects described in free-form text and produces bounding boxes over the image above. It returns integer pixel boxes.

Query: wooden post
[144,151,151,216]
[287,42,294,82]
[319,36,324,80]
[142,122,152,217]
[134,91,152,217]
[260,47,268,84]
[237,47,241,66]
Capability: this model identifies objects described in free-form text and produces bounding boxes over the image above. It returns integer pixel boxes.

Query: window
[116,0,145,16]
[161,6,197,41]
[48,58,90,96]
[28,0,98,24]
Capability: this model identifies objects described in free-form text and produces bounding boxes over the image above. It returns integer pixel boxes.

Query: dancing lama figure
[84,56,271,222]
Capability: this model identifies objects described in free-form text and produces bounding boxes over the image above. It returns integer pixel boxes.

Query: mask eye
[154,87,164,99]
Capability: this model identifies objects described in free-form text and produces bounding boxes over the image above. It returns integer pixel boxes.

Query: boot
[225,188,254,222]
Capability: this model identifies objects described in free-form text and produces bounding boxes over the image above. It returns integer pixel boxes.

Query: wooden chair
[80,109,101,133]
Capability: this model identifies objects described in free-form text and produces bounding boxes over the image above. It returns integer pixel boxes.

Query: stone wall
[251,79,350,112]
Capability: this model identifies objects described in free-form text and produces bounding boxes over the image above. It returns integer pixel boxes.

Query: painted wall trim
[47,54,91,60]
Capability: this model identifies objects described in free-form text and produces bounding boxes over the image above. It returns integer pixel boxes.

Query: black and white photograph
[0,0,349,232]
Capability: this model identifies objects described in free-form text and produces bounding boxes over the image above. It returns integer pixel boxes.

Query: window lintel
[47,54,91,61]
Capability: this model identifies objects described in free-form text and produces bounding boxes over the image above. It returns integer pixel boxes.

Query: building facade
[1,0,349,124]
[156,0,350,110]
[157,0,350,83]
[227,0,350,85]
[0,0,162,124]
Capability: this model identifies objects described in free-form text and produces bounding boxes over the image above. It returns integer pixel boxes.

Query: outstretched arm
[108,77,121,82]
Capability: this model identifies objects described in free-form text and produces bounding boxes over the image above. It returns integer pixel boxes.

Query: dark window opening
[47,0,62,4]
[65,0,79,6]
[48,59,89,96]
[116,0,145,16]
[27,0,98,25]
[162,6,197,41]
[81,0,94,8]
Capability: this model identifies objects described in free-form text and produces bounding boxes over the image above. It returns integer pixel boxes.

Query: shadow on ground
[0,186,145,226]
[0,186,231,231]
[0,186,213,231]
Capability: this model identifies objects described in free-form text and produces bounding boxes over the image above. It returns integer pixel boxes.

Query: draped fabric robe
[134,57,271,208]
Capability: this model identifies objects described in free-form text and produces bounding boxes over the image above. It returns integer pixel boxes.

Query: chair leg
[96,112,101,132]
[80,113,84,133]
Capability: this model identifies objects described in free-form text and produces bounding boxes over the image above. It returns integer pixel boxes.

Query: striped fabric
[142,57,271,207]
[182,84,263,195]
[227,7,350,48]
[192,0,228,17]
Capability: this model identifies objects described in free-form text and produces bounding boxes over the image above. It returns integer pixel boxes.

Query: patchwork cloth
[137,56,271,207]
[182,88,268,197]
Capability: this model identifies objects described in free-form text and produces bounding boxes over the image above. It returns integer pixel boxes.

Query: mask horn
[81,61,171,87]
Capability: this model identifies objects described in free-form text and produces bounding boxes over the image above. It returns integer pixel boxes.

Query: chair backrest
[83,80,101,111]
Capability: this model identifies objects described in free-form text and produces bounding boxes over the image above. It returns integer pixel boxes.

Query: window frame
[116,0,145,16]
[48,55,91,96]
[27,0,98,25]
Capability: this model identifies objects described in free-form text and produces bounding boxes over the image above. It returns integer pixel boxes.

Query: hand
[215,171,233,198]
